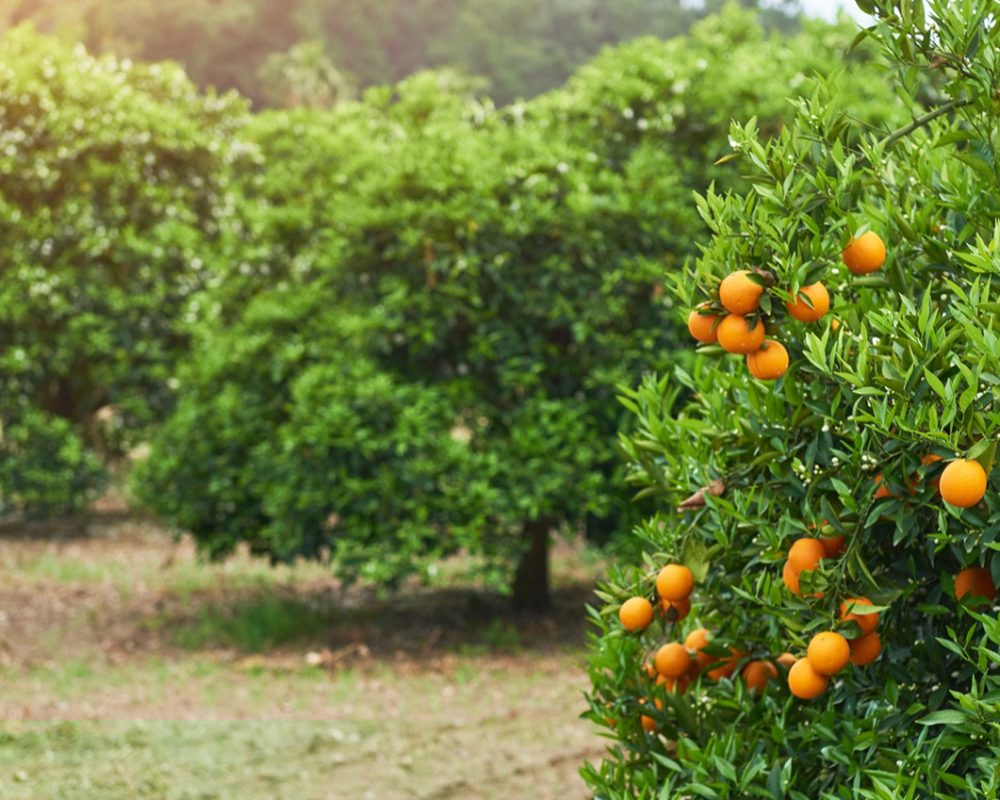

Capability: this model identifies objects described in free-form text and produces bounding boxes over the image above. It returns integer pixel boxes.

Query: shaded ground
[0,512,608,799]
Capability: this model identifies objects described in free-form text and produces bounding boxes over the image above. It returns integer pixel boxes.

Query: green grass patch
[169,595,337,652]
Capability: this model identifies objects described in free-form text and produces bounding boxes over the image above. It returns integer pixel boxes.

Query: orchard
[587,1,1000,797]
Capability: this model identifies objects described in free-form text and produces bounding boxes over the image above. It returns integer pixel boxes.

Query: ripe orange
[873,473,894,500]
[706,647,745,681]
[687,305,720,343]
[746,340,789,381]
[842,231,886,275]
[786,283,830,323]
[788,657,829,700]
[820,534,846,558]
[685,628,712,671]
[839,597,878,636]
[619,597,654,632]
[717,314,765,354]
[955,566,997,606]
[782,560,801,595]
[656,673,688,693]
[655,642,692,678]
[741,660,778,694]
[921,453,943,491]
[656,564,694,601]
[776,652,797,669]
[719,270,764,315]
[640,697,659,732]
[661,596,691,623]
[939,459,988,508]
[831,318,841,332]
[806,631,850,675]
[849,632,881,666]
[788,538,825,573]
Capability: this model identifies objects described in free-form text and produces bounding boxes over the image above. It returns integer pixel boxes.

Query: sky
[797,0,872,22]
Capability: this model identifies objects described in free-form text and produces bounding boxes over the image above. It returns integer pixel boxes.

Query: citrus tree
[0,26,247,515]
[585,1,1000,796]
[136,9,900,610]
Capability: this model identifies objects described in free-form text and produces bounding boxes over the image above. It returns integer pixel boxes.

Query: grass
[167,595,338,652]
[0,517,606,798]
[0,720,380,800]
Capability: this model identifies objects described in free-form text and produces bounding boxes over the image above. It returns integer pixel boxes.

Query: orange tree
[585,1,1000,796]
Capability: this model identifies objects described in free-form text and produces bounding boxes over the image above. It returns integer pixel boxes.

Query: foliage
[586,1,1000,796]
[6,0,800,107]
[0,407,105,517]
[0,26,247,514]
[137,10,902,603]
[256,40,354,110]
[132,294,494,586]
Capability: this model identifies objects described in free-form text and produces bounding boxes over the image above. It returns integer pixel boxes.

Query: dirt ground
[0,512,608,799]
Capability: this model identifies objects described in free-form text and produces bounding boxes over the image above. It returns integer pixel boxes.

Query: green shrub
[0,407,105,517]
[132,293,495,584]
[0,26,248,513]
[586,1,1000,796]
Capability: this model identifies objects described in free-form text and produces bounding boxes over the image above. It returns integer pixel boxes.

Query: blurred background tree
[4,0,803,107]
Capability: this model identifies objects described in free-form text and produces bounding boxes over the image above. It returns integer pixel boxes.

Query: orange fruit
[788,657,829,699]
[842,231,886,275]
[684,628,712,671]
[640,697,659,732]
[820,534,846,558]
[831,318,841,332]
[655,642,692,678]
[661,596,691,623]
[619,597,654,632]
[955,566,997,606]
[746,340,789,381]
[719,270,764,315]
[706,648,744,681]
[839,597,878,636]
[786,283,830,323]
[849,632,881,666]
[717,314,765,354]
[741,660,778,694]
[656,564,694,601]
[782,560,801,595]
[776,652,797,669]
[806,631,850,676]
[788,538,825,573]
[656,673,688,693]
[873,473,894,500]
[939,459,988,508]
[920,453,943,491]
[687,305,720,343]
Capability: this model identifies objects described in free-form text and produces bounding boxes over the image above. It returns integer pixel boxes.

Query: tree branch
[677,480,725,511]
[879,97,975,149]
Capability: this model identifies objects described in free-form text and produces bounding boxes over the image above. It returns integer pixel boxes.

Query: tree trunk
[512,517,553,612]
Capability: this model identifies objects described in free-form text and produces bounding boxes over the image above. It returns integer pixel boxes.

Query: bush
[0,26,248,512]
[139,9,902,609]
[0,407,105,517]
[133,292,494,583]
[586,1,1000,796]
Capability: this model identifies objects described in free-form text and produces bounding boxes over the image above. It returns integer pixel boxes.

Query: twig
[879,97,975,149]
[677,480,725,511]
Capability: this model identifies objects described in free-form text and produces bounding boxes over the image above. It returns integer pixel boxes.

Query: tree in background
[257,40,354,110]
[5,0,802,107]
[0,27,248,515]
[586,0,1000,795]
[135,10,901,609]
